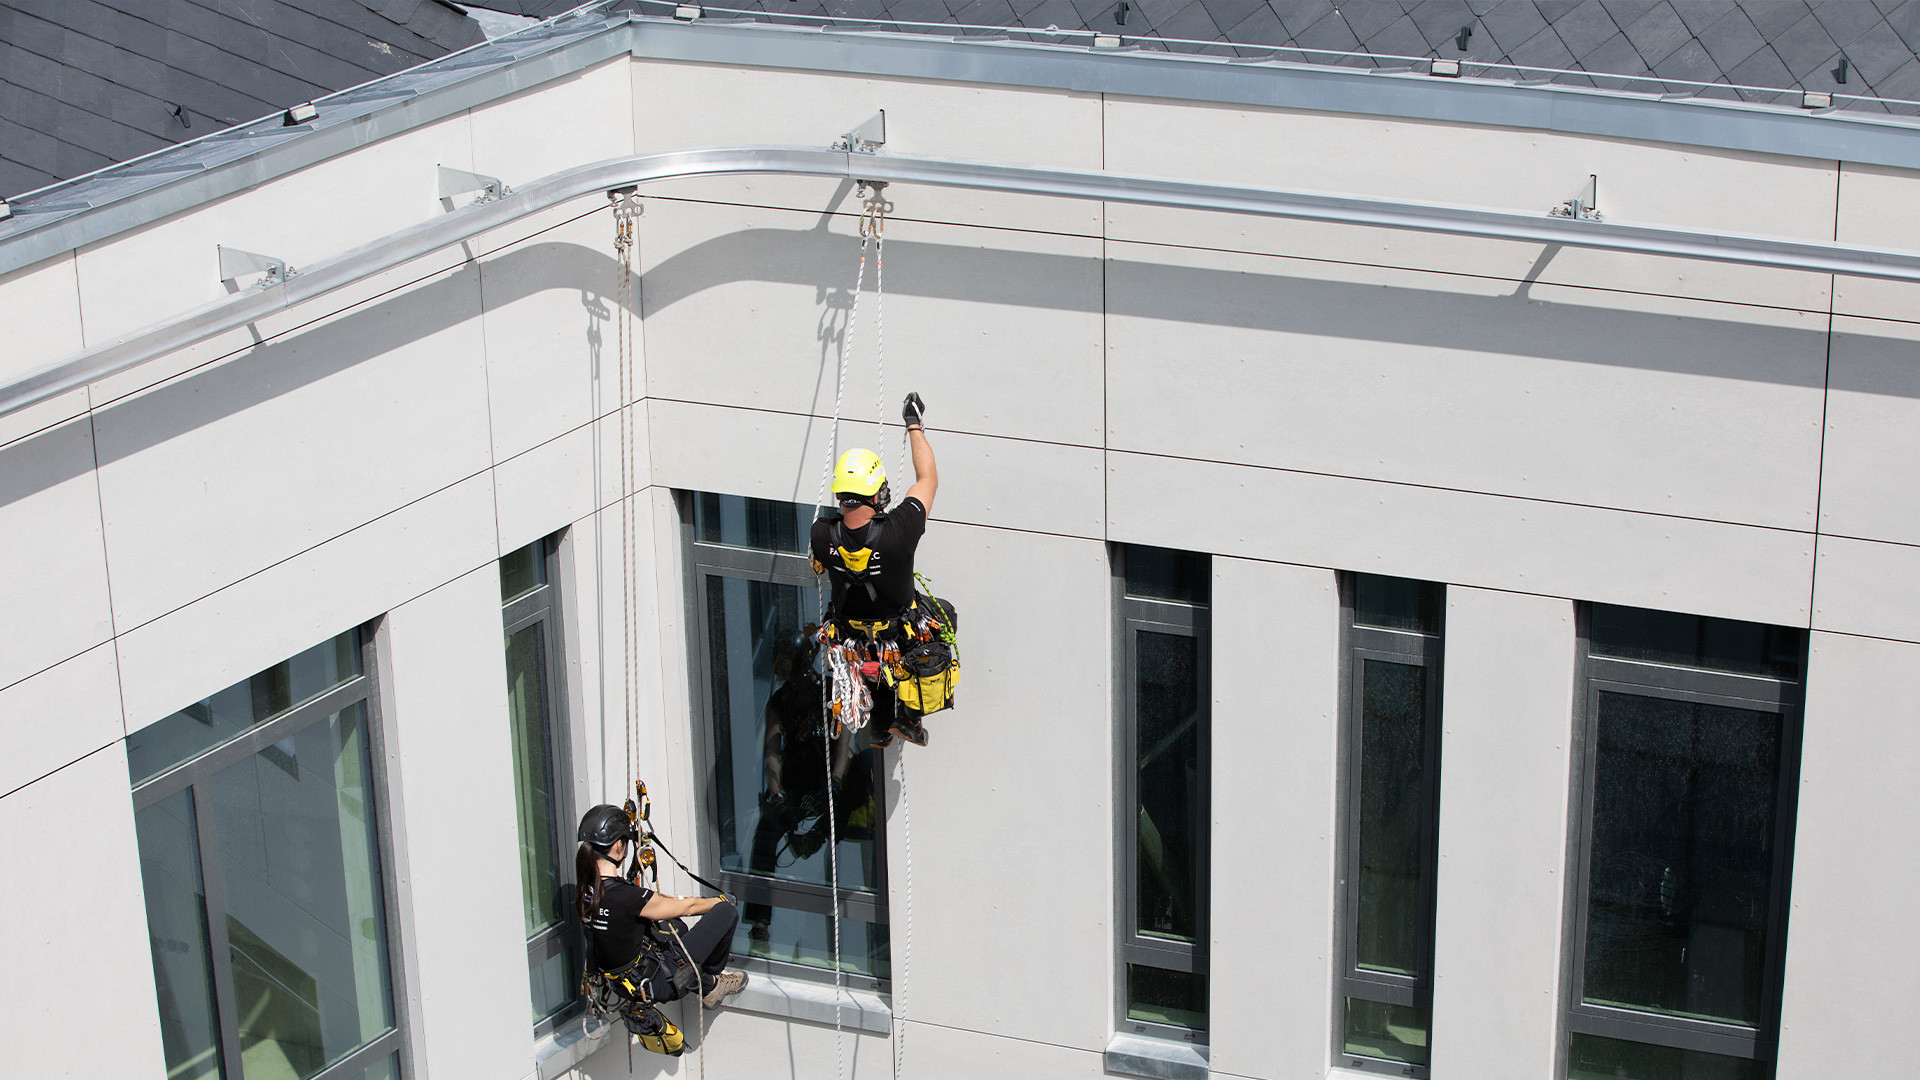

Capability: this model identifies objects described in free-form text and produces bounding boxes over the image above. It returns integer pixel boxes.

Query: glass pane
[330,1051,400,1080]
[1568,1033,1763,1080]
[1136,630,1203,942]
[136,788,226,1080]
[695,493,812,554]
[505,621,564,936]
[1583,692,1783,1026]
[130,632,361,785]
[1355,659,1430,976]
[1591,605,1804,680]
[1123,545,1209,605]
[211,704,395,1080]
[1126,965,1206,1031]
[1343,998,1430,1067]
[734,912,891,980]
[1354,575,1442,633]
[500,542,545,602]
[529,935,579,1024]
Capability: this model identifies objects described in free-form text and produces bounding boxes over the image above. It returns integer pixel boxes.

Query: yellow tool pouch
[637,1017,685,1056]
[895,640,960,714]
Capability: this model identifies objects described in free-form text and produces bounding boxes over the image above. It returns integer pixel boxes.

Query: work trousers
[669,900,739,997]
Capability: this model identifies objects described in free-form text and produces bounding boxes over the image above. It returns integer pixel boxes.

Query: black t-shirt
[585,876,655,972]
[810,498,927,620]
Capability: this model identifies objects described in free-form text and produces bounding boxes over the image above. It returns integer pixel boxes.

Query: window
[1565,605,1806,1080]
[1115,544,1210,1040]
[1337,575,1445,1076]
[684,493,889,986]
[130,628,405,1080]
[501,536,580,1030]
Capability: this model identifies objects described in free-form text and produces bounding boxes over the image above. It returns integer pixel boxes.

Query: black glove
[901,391,925,429]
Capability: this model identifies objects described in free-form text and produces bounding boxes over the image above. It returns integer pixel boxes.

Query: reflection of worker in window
[745,632,876,944]
[811,392,940,746]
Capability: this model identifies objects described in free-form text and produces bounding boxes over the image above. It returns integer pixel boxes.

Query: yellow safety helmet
[831,448,889,506]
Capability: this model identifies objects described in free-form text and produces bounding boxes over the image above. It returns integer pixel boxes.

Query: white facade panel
[1817,315,1920,547]
[1812,534,1920,644]
[384,565,538,1080]
[115,472,498,726]
[1208,557,1341,1080]
[1105,449,1814,626]
[897,1019,1107,1080]
[1775,631,1920,1080]
[0,744,166,1079]
[0,415,115,690]
[1427,586,1576,1080]
[468,58,636,195]
[92,264,496,629]
[1104,241,1826,531]
[1102,96,1838,313]
[1832,161,1920,323]
[496,426,597,555]
[0,252,83,385]
[0,642,122,798]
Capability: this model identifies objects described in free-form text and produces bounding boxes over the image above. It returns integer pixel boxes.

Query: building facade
[1,11,1916,1080]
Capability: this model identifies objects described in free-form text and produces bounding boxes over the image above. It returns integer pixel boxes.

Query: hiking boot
[867,725,895,749]
[702,970,747,1008]
[890,716,929,747]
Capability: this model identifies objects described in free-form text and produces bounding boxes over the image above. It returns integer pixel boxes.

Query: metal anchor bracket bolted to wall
[217,245,294,289]
[437,165,511,205]
[834,110,886,154]
[1551,174,1601,221]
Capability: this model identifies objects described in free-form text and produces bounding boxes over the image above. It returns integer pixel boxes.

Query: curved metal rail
[7,144,1920,419]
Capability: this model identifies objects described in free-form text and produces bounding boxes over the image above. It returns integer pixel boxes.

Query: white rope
[893,750,911,1080]
[613,194,640,802]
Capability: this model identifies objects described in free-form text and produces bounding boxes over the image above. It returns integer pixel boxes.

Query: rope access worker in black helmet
[812,392,941,747]
[575,804,746,1015]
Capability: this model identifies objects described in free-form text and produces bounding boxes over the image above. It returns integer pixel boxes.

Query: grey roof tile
[886,0,956,24]
[1293,5,1363,47]
[1724,38,1793,92]
[1739,0,1808,36]
[1507,21,1578,66]
[1870,51,1920,99]
[1622,2,1692,64]
[1408,0,1478,49]
[1478,0,1550,52]
[1578,27,1652,74]
[1200,0,1267,30]
[950,0,1020,25]
[1598,0,1660,22]
[1368,11,1434,54]
[1809,0,1883,45]
[1154,0,1226,40]
[0,7,63,56]
[1339,0,1404,38]
[1769,11,1839,72]
[1889,0,1920,38]
[1695,6,1766,68]
[1837,18,1914,83]
[1554,0,1625,57]
[1650,34,1722,80]
[1219,3,1288,46]
[1268,0,1337,35]
[1013,0,1080,28]
[1536,0,1583,18]
[1667,0,1732,34]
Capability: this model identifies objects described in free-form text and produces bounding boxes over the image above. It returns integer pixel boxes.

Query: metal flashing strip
[7,145,1920,422]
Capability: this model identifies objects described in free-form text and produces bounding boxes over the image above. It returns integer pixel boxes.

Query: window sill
[730,970,893,1035]
[534,1015,602,1080]
[1104,1033,1209,1080]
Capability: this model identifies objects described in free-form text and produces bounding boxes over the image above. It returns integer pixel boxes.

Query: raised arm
[902,393,937,514]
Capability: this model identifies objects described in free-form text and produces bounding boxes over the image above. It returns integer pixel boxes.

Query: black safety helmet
[577,804,637,849]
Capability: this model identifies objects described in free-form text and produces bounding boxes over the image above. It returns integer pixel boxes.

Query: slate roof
[586,0,1920,112]
[0,0,484,196]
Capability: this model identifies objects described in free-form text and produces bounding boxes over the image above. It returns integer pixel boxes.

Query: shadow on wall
[0,217,1898,509]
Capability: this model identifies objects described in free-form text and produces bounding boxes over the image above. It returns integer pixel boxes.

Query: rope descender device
[623,780,658,883]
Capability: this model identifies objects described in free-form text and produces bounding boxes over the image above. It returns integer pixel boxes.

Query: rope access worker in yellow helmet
[811,392,942,747]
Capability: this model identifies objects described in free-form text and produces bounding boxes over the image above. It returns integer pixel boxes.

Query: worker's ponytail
[575,843,605,923]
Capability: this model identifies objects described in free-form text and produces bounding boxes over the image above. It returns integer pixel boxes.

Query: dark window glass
[335,1052,401,1080]
[1127,964,1206,1031]
[1583,693,1782,1025]
[695,493,812,554]
[704,573,887,979]
[129,634,361,785]
[1590,605,1804,681]
[1135,630,1203,942]
[1354,659,1429,976]
[1123,545,1210,606]
[1354,575,1442,634]
[209,703,395,1079]
[137,788,224,1080]
[1343,998,1431,1067]
[499,543,545,602]
[1567,1033,1765,1080]
[505,622,564,935]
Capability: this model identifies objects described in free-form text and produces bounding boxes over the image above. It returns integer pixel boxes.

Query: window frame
[1113,545,1212,1045]
[1562,607,1805,1070]
[131,624,410,1080]
[679,492,892,991]
[1334,574,1445,1077]
[502,534,584,1035]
